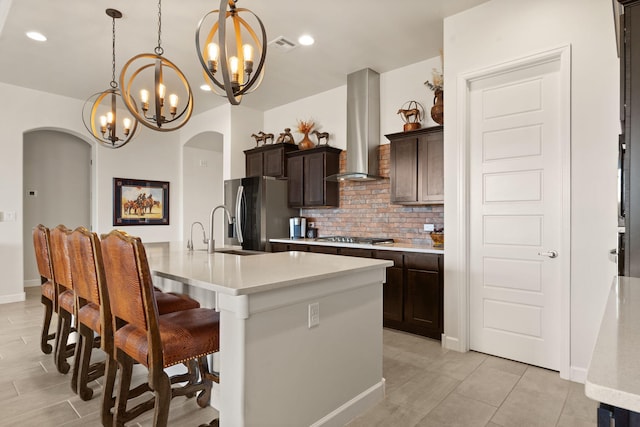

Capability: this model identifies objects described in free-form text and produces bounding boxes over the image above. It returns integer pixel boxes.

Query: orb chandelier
[82,9,138,149]
[196,0,267,105]
[120,0,193,132]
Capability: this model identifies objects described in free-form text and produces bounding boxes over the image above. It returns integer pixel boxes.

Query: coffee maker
[289,217,307,239]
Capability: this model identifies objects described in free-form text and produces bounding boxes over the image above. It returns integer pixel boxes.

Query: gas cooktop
[315,236,394,245]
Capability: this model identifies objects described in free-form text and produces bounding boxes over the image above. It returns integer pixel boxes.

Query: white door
[469,58,564,370]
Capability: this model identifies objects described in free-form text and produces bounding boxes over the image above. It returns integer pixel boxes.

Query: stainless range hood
[326,68,382,181]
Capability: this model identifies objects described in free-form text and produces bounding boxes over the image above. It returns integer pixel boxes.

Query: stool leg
[114,351,133,427]
[70,330,83,394]
[40,296,54,354]
[101,354,117,427]
[196,356,212,408]
[152,372,172,427]
[77,324,94,400]
[55,309,72,374]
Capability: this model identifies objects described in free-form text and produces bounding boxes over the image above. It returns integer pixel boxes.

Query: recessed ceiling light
[26,31,47,42]
[200,84,211,91]
[298,35,314,46]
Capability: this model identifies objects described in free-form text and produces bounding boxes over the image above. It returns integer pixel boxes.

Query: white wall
[264,58,442,149]
[443,0,619,381]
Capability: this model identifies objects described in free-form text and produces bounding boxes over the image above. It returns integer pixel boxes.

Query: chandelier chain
[110,13,117,88]
[155,0,164,55]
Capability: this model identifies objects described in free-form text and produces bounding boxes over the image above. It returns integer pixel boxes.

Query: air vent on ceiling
[268,36,297,52]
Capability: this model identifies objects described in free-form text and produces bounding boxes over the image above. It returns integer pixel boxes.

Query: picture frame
[113,178,169,226]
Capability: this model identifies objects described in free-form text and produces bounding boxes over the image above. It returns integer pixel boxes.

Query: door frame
[453,45,571,379]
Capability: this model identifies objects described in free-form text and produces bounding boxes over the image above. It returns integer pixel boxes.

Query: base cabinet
[270,243,443,339]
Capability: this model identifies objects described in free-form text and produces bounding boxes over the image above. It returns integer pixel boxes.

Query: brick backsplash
[301,144,444,245]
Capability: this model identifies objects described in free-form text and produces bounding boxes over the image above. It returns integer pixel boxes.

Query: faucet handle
[187,239,193,251]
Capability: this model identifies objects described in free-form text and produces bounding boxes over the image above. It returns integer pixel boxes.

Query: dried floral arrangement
[425,49,444,92]
[296,119,315,134]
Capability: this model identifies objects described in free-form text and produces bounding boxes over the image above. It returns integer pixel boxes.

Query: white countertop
[586,276,640,412]
[144,242,392,296]
[270,238,444,254]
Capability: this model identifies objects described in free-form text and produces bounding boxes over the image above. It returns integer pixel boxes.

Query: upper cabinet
[386,126,444,205]
[286,146,341,208]
[244,144,298,178]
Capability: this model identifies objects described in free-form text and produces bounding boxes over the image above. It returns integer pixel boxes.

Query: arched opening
[23,129,92,286]
[182,131,224,249]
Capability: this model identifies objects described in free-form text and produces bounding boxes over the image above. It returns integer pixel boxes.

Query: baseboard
[570,366,587,384]
[0,292,26,304]
[442,334,463,352]
[310,379,385,427]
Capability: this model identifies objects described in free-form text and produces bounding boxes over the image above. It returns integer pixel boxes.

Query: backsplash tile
[301,144,444,245]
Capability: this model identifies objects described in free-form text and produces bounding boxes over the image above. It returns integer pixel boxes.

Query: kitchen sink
[214,248,263,256]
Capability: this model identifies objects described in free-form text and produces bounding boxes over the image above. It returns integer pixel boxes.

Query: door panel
[469,59,562,371]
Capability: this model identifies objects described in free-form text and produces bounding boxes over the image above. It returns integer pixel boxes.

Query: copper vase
[431,89,444,125]
[298,131,315,150]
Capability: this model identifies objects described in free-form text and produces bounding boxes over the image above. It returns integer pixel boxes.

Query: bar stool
[32,224,57,354]
[100,229,220,427]
[49,224,76,374]
[67,227,200,404]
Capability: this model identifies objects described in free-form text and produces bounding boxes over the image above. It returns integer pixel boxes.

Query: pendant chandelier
[82,9,138,149]
[119,0,193,132]
[196,0,267,105]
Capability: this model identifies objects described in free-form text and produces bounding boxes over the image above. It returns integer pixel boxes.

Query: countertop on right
[585,276,640,412]
[269,238,444,255]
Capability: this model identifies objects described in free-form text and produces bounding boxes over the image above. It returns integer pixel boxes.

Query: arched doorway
[23,129,92,286]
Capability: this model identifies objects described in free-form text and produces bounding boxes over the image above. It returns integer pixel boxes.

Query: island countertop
[145,242,392,297]
[585,276,640,412]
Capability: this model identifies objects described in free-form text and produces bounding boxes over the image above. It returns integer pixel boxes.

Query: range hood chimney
[327,68,382,181]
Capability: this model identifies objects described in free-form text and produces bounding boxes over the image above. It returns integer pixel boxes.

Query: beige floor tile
[560,382,598,423]
[386,369,459,413]
[455,364,521,407]
[346,400,427,427]
[429,350,488,381]
[415,392,497,427]
[0,401,80,427]
[480,354,528,376]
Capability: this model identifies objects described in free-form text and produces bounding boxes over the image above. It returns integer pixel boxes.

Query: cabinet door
[304,152,327,206]
[270,242,289,252]
[246,152,263,177]
[418,131,444,202]
[287,155,304,208]
[375,251,404,324]
[339,247,374,258]
[405,268,441,336]
[309,245,339,254]
[263,147,285,177]
[390,138,418,203]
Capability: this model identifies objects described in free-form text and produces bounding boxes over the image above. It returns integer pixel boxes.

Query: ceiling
[0,0,490,114]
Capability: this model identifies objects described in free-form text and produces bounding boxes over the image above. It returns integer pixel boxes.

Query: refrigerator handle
[619,134,626,220]
[235,185,244,244]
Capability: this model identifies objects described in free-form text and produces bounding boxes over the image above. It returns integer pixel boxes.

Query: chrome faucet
[187,221,207,251]
[208,205,232,253]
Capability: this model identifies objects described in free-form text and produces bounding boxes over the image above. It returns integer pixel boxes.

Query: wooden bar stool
[100,230,220,427]
[32,224,57,354]
[49,224,77,374]
[67,227,200,406]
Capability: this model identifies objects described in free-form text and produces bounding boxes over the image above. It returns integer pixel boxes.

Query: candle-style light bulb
[123,117,132,136]
[243,44,254,75]
[99,115,107,134]
[158,84,166,104]
[106,111,114,125]
[169,94,178,116]
[207,43,219,73]
[229,56,239,84]
[140,89,149,111]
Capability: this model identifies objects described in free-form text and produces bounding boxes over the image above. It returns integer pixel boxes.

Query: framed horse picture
[113,178,169,226]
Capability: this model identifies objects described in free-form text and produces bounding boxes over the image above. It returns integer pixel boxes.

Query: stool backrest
[33,224,55,284]
[50,225,72,294]
[68,226,113,353]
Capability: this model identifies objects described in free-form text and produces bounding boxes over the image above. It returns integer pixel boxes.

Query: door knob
[538,250,558,258]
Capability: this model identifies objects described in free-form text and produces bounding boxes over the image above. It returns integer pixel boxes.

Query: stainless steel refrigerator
[224,176,296,251]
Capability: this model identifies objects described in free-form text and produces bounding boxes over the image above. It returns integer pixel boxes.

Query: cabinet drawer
[309,245,339,254]
[339,248,374,258]
[374,250,403,267]
[288,243,310,252]
[405,253,439,271]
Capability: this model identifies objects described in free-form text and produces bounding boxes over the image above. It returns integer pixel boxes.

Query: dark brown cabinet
[269,242,443,339]
[244,144,298,178]
[286,146,341,208]
[386,126,444,205]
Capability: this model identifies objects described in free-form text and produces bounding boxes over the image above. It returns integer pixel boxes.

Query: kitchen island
[586,276,640,424]
[144,242,392,427]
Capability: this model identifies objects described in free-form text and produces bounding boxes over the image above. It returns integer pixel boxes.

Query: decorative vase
[431,89,444,125]
[298,131,315,150]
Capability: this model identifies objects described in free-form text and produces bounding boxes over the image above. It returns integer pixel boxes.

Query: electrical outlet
[4,211,15,221]
[423,224,435,232]
[308,302,320,328]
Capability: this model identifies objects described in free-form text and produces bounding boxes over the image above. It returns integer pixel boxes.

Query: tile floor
[0,287,596,426]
